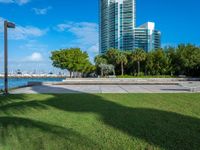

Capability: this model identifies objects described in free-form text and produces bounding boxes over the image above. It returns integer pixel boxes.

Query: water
[0,78,65,89]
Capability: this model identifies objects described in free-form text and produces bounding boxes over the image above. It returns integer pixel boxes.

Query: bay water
[0,78,65,90]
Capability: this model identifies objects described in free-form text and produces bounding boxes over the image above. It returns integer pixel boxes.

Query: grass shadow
[1,85,200,149]
[0,116,98,150]
[41,93,200,150]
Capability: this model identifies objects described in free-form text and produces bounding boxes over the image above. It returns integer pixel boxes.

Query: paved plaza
[11,84,195,94]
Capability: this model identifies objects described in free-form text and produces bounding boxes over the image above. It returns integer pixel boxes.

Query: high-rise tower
[99,0,161,54]
[99,0,136,53]
[134,22,161,52]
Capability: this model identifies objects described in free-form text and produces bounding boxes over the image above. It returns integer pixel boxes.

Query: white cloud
[19,40,48,52]
[25,52,43,62]
[0,0,13,4]
[0,0,30,5]
[0,17,48,40]
[57,22,98,46]
[32,6,52,15]
[12,26,48,40]
[56,22,99,61]
[88,44,99,54]
[0,17,4,33]
[17,0,30,5]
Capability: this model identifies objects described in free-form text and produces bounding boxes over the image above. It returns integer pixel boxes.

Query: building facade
[134,22,161,52]
[99,0,161,54]
[99,0,136,53]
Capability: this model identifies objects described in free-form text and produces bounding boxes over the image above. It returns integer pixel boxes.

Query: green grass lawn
[0,94,200,150]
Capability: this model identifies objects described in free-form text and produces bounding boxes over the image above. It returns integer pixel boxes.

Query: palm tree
[131,48,147,75]
[94,56,107,77]
[116,52,128,76]
[105,48,118,65]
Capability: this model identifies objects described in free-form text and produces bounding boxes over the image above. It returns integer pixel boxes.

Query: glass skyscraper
[99,0,136,53]
[99,0,161,53]
[134,22,161,52]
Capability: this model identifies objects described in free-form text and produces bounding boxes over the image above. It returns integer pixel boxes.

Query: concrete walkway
[11,84,193,94]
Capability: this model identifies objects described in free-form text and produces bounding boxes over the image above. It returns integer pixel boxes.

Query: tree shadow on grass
[40,93,200,150]
[0,100,47,115]
[0,93,98,149]
[0,116,98,150]
[1,85,200,149]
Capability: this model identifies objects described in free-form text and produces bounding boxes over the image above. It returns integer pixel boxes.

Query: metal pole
[4,21,8,94]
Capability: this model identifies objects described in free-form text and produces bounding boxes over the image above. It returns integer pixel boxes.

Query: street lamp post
[4,20,15,95]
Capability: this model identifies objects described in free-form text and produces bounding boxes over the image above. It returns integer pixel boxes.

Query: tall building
[134,22,161,52]
[99,0,161,54]
[99,0,136,53]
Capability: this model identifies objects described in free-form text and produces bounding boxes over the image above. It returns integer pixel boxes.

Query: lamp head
[6,22,15,28]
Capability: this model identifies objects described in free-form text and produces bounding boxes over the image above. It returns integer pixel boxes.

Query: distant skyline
[0,0,200,72]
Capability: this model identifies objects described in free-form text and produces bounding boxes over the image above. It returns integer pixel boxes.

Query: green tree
[105,48,118,65]
[51,49,72,77]
[94,55,107,66]
[94,44,200,77]
[146,52,154,75]
[131,49,147,75]
[176,44,200,76]
[116,52,128,76]
[51,48,92,78]
[94,55,108,77]
[165,47,179,76]
[99,64,115,77]
[82,62,96,77]
[146,49,171,75]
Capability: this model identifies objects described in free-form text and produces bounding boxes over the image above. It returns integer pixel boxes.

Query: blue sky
[0,0,200,73]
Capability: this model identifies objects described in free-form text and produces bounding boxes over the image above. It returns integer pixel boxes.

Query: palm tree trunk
[121,62,124,76]
[70,71,72,78]
[101,68,103,77]
[138,61,140,75]
[113,69,116,76]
